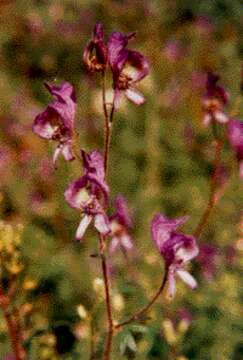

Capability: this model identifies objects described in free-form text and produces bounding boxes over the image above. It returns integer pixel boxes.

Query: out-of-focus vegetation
[0,0,242,359]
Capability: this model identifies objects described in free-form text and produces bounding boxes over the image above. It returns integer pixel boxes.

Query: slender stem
[115,268,168,330]
[99,234,114,360]
[99,71,116,360]
[102,72,114,176]
[193,139,223,238]
[0,286,25,360]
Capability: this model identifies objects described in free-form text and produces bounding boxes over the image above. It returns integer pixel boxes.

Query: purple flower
[227,119,243,178]
[201,72,229,126]
[197,244,219,281]
[151,214,199,299]
[64,150,110,240]
[83,23,108,73]
[109,195,133,253]
[107,31,149,108]
[33,82,76,166]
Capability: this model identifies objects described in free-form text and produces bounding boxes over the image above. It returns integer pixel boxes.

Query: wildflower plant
[1,12,242,360]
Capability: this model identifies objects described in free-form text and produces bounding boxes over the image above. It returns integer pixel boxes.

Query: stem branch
[115,268,168,329]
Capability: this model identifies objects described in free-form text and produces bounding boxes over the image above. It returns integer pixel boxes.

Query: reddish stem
[0,286,25,360]
[193,139,223,238]
[100,73,115,359]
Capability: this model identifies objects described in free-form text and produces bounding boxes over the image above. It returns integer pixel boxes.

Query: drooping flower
[64,150,110,240]
[151,214,199,299]
[83,22,108,73]
[33,82,76,166]
[201,72,229,126]
[227,119,243,178]
[107,31,149,108]
[109,195,133,253]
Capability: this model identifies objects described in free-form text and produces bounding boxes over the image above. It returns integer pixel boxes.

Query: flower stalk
[194,138,223,238]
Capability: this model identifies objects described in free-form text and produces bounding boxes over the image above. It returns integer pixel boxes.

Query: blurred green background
[0,0,242,359]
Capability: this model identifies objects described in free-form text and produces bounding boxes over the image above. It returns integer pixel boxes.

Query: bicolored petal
[174,235,199,263]
[176,269,197,289]
[33,107,59,140]
[125,50,149,83]
[76,215,93,240]
[64,177,89,209]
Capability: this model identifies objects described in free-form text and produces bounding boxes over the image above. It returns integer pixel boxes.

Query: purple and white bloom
[109,195,133,253]
[151,214,199,299]
[83,22,108,73]
[33,82,76,166]
[227,119,243,178]
[107,31,149,109]
[64,150,110,240]
[201,72,229,126]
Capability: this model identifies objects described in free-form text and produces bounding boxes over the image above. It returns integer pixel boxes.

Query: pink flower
[109,195,133,253]
[201,72,229,126]
[107,31,149,108]
[33,82,76,166]
[151,214,199,299]
[227,119,243,178]
[64,150,110,240]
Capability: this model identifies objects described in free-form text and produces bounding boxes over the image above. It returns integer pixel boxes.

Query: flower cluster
[32,22,200,306]
[84,23,149,108]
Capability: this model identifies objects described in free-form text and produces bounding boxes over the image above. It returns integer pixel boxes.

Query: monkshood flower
[201,72,229,126]
[227,119,243,178]
[151,214,199,299]
[109,195,133,253]
[33,82,76,166]
[65,150,110,240]
[83,22,108,73]
[107,31,149,108]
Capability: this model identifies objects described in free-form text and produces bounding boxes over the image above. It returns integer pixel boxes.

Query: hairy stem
[115,268,168,329]
[194,139,223,238]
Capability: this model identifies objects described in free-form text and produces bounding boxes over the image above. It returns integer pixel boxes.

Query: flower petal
[94,213,110,235]
[120,234,133,250]
[76,215,92,240]
[167,269,176,299]
[176,269,197,289]
[125,88,145,105]
[109,236,120,253]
